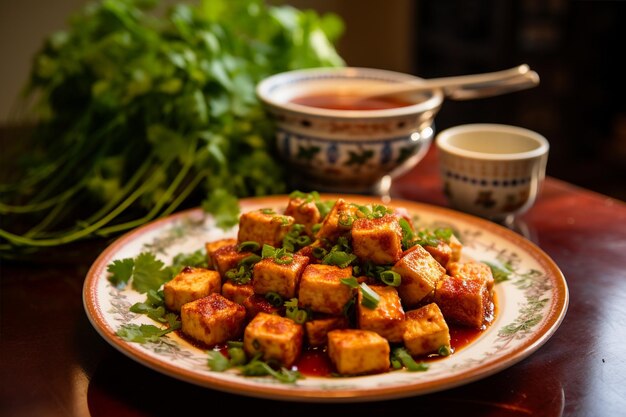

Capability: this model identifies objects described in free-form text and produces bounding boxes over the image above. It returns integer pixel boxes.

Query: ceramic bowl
[256,67,444,194]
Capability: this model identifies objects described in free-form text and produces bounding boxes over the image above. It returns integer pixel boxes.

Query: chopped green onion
[438,345,451,357]
[292,309,308,324]
[312,246,327,259]
[237,241,260,252]
[274,253,294,265]
[284,298,309,324]
[265,292,283,307]
[338,213,354,227]
[260,208,275,215]
[359,283,380,309]
[392,347,429,372]
[239,254,261,266]
[340,276,359,289]
[379,270,401,287]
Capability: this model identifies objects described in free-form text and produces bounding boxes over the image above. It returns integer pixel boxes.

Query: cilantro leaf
[116,323,176,343]
[202,188,240,229]
[131,252,170,293]
[106,258,135,288]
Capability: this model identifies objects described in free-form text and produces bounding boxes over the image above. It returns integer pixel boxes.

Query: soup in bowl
[256,67,444,194]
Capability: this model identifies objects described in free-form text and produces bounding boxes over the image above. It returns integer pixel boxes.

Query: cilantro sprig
[207,342,301,384]
[0,0,344,256]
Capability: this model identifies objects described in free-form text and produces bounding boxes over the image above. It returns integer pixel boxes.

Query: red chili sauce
[290,93,414,111]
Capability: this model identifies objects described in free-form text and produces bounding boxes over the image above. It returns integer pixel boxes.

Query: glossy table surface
[1,147,625,417]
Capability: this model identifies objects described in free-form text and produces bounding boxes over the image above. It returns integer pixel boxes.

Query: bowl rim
[436,123,549,161]
[256,67,444,119]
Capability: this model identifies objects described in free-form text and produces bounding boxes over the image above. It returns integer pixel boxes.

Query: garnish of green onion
[237,241,260,252]
[340,276,359,289]
[380,270,401,287]
[438,345,451,357]
[265,292,283,307]
[359,283,380,309]
[391,347,429,372]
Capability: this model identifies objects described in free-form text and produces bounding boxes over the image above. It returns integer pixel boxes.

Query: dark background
[413,0,625,201]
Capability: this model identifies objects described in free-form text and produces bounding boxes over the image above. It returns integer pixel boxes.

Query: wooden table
[2,147,625,417]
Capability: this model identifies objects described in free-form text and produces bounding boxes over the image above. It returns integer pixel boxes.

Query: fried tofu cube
[211,244,254,278]
[205,238,236,270]
[316,199,359,242]
[424,241,453,269]
[351,214,403,265]
[424,234,463,269]
[357,285,405,343]
[237,209,294,247]
[284,197,322,236]
[243,294,281,321]
[403,303,451,356]
[221,281,254,305]
[298,264,354,315]
[327,329,390,375]
[243,312,303,367]
[434,273,494,328]
[392,244,446,308]
[163,267,221,312]
[305,315,350,346]
[252,254,309,298]
[181,293,246,346]
[447,261,495,292]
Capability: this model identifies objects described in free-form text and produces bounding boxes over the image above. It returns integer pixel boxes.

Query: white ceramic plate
[83,195,568,402]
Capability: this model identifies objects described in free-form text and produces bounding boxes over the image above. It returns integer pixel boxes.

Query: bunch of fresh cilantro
[0,0,344,257]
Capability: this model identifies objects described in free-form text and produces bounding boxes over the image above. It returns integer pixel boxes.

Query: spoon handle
[371,64,540,101]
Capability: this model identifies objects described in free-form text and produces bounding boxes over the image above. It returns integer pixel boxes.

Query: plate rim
[83,194,569,402]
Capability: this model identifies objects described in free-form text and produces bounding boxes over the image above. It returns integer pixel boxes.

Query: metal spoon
[366,64,540,101]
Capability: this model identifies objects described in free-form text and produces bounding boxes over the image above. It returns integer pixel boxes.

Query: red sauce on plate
[290,93,414,111]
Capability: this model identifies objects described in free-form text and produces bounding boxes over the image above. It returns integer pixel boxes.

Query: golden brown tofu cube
[211,244,254,278]
[424,235,464,269]
[434,274,494,328]
[221,281,254,305]
[351,214,403,265]
[243,294,281,321]
[252,254,309,299]
[447,261,495,292]
[180,293,246,346]
[327,329,390,375]
[357,285,405,343]
[403,303,451,356]
[298,264,354,315]
[424,241,453,269]
[392,244,446,308]
[163,267,221,312]
[205,238,236,270]
[237,209,294,247]
[284,197,321,236]
[305,315,350,347]
[304,316,350,347]
[316,199,359,242]
[243,312,303,368]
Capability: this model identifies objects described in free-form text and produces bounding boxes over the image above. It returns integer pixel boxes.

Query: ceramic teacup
[435,123,549,223]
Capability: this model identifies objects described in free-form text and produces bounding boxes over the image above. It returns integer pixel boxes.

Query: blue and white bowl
[256,67,444,194]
